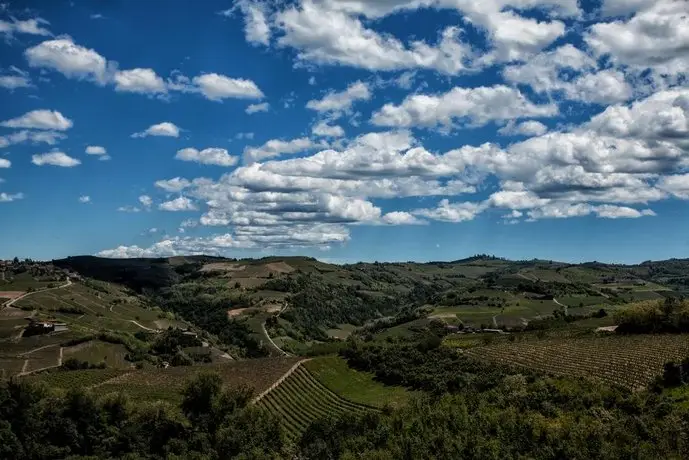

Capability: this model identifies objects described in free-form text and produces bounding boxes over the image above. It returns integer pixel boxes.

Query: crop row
[258,365,372,438]
[466,334,689,390]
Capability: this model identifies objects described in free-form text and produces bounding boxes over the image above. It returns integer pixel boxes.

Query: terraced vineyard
[258,364,374,438]
[466,334,689,390]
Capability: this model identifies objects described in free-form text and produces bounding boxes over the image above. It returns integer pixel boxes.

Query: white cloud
[85,145,109,160]
[276,2,472,75]
[244,137,319,163]
[371,85,557,129]
[131,122,180,138]
[139,195,153,209]
[0,74,31,90]
[312,121,344,137]
[159,196,198,212]
[657,174,689,199]
[233,0,271,46]
[79,195,90,203]
[192,73,264,101]
[503,45,633,104]
[0,192,23,202]
[0,130,66,149]
[586,0,689,79]
[0,17,51,36]
[25,38,110,84]
[246,102,270,114]
[113,68,167,94]
[31,151,81,167]
[236,132,255,140]
[306,81,371,115]
[155,177,192,193]
[0,158,10,168]
[308,76,316,85]
[381,211,426,225]
[117,206,141,213]
[413,199,484,222]
[498,120,548,136]
[176,147,238,166]
[0,110,73,130]
[600,0,651,16]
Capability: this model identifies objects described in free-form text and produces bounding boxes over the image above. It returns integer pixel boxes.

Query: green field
[304,356,411,408]
[63,340,130,368]
[325,323,357,339]
[258,364,374,438]
[0,272,57,291]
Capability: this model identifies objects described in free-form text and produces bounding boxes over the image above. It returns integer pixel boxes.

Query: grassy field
[63,340,130,368]
[325,324,357,339]
[304,356,412,408]
[258,364,374,438]
[0,272,57,291]
[465,334,689,390]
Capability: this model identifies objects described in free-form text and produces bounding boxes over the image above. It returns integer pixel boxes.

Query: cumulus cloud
[586,0,689,80]
[312,121,344,137]
[0,192,23,202]
[503,45,633,104]
[0,158,11,168]
[306,81,371,116]
[31,151,81,167]
[246,102,270,114]
[243,137,319,163]
[0,74,31,90]
[155,177,192,193]
[0,17,51,36]
[79,195,90,203]
[229,0,272,46]
[413,199,484,222]
[1,110,72,131]
[371,85,557,129]
[0,130,66,149]
[498,120,548,136]
[25,38,110,84]
[139,195,153,209]
[159,196,198,212]
[176,147,238,166]
[192,73,264,101]
[117,206,141,213]
[131,122,180,138]
[276,2,472,74]
[113,68,167,94]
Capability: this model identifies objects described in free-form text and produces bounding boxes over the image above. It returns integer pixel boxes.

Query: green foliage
[61,358,107,371]
[0,373,286,459]
[615,298,689,333]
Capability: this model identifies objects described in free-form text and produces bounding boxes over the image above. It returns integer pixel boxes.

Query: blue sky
[1,0,689,264]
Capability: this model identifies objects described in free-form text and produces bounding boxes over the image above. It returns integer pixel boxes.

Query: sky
[1,0,689,264]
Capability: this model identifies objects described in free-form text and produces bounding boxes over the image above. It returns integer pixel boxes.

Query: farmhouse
[23,320,69,336]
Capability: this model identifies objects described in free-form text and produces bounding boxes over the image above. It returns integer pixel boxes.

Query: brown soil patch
[264,305,282,314]
[228,308,249,318]
[265,262,294,274]
[0,291,25,299]
[201,263,246,273]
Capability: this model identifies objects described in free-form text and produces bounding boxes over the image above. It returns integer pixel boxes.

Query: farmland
[32,357,303,403]
[258,363,374,438]
[464,334,689,390]
[304,356,412,408]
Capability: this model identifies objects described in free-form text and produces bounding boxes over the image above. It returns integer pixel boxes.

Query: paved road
[2,279,73,309]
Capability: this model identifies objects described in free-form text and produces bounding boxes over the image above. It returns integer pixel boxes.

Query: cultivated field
[304,356,411,408]
[34,357,303,403]
[258,364,374,438]
[465,334,689,390]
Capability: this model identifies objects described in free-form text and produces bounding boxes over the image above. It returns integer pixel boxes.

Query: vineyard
[465,334,689,390]
[258,364,374,438]
[33,357,302,402]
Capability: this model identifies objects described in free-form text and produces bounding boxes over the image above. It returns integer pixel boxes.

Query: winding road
[553,298,568,316]
[2,279,73,309]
